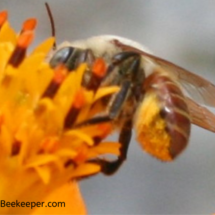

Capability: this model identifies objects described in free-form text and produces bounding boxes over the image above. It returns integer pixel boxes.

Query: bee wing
[186,97,215,133]
[114,40,215,107]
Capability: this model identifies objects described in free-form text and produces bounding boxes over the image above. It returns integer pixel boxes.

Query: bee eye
[50,47,74,68]
[49,46,85,71]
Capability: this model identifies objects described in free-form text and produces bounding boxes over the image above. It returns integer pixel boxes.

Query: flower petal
[32,37,55,55]
[64,130,94,146]
[71,163,101,178]
[33,182,86,215]
[34,166,51,184]
[0,22,16,45]
[25,154,58,168]
[93,86,119,102]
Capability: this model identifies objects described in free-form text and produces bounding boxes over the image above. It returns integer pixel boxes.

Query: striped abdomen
[134,69,191,161]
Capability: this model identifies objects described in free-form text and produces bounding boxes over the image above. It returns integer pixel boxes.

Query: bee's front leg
[98,119,132,175]
[74,81,132,175]
[75,80,131,127]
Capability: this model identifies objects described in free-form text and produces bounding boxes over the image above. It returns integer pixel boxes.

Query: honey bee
[48,35,215,175]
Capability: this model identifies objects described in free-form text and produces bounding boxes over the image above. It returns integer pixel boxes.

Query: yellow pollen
[135,92,172,161]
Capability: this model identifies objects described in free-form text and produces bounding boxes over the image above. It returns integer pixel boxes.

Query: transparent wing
[114,40,215,107]
[186,97,215,133]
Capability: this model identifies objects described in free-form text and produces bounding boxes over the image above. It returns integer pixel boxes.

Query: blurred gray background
[1,0,215,214]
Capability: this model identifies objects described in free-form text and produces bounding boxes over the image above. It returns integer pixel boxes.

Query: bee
[48,35,215,175]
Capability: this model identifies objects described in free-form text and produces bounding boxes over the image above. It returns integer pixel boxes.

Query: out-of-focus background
[1,0,215,214]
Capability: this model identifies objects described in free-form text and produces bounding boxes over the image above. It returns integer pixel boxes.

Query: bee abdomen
[135,70,191,161]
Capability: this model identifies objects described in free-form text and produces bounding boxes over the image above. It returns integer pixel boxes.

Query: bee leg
[106,51,139,72]
[98,119,132,175]
[74,80,131,127]
[118,120,132,163]
[74,81,132,175]
[77,51,140,126]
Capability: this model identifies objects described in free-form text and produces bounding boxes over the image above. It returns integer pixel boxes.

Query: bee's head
[49,46,95,71]
[50,35,150,66]
[49,35,152,84]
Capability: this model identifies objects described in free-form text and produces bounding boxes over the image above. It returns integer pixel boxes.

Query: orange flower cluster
[0,11,120,214]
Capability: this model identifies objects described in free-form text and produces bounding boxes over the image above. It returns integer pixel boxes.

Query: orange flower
[0,11,120,214]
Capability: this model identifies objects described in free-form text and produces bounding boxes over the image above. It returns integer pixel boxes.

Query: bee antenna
[45,2,56,49]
